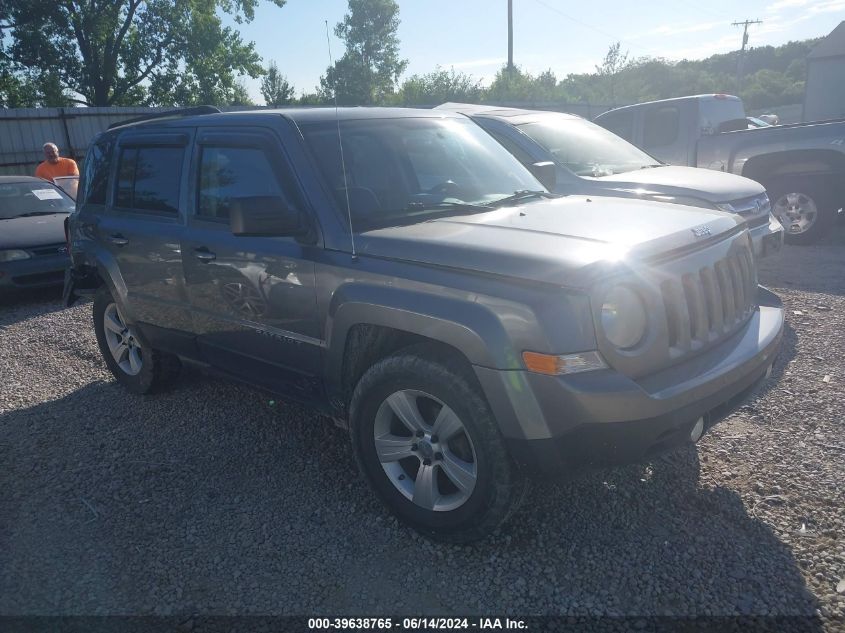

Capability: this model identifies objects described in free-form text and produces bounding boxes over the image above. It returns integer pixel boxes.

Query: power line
[526,0,648,56]
[732,18,762,91]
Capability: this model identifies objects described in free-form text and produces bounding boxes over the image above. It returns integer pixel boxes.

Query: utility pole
[507,0,514,73]
[732,19,762,93]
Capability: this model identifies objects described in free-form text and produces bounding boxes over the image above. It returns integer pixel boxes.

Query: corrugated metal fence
[0,107,174,175]
[0,102,614,177]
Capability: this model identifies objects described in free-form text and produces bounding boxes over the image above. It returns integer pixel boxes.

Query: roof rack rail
[107,105,221,130]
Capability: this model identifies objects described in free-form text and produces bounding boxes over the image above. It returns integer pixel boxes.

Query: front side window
[643,107,680,149]
[300,117,543,229]
[114,145,183,214]
[518,115,658,176]
[198,146,292,222]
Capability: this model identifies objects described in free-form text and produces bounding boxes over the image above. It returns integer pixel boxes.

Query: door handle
[108,234,129,246]
[194,247,216,263]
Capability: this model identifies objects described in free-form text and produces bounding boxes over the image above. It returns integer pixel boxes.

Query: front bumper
[475,286,784,476]
[749,213,785,258]
[0,254,69,292]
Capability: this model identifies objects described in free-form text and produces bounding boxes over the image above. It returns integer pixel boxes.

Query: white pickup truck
[595,94,845,244]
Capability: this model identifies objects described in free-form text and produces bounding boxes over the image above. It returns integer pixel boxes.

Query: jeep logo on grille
[691,225,711,237]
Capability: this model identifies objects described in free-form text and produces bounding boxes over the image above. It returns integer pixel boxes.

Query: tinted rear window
[114,146,183,214]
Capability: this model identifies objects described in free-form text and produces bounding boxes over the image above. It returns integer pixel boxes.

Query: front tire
[93,287,181,394]
[350,348,525,543]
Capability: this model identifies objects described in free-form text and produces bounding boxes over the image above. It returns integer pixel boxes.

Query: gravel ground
[1,224,844,628]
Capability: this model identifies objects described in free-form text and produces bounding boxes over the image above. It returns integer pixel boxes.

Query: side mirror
[229,196,306,237]
[528,161,556,191]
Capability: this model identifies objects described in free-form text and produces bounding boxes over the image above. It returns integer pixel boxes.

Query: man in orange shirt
[35,142,79,182]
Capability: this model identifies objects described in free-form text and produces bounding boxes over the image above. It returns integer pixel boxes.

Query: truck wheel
[769,179,833,245]
[349,348,525,543]
[93,287,181,394]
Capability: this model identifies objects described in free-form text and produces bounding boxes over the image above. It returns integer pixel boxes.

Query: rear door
[181,127,321,400]
[96,129,195,344]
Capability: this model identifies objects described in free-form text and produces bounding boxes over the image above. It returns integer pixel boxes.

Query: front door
[181,128,321,400]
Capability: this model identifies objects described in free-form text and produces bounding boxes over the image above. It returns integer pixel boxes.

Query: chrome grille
[724,194,771,228]
[662,243,756,356]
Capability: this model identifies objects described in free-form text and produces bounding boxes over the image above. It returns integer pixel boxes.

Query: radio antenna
[325,19,356,259]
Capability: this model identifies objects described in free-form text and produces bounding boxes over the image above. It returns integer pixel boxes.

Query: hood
[583,165,763,204]
[0,213,68,250]
[356,196,742,288]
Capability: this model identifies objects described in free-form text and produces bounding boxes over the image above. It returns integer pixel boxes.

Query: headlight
[716,202,735,213]
[0,249,30,262]
[601,285,647,349]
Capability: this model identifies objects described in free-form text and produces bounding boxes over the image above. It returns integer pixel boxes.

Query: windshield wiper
[485,190,558,208]
[13,211,70,218]
[406,201,489,212]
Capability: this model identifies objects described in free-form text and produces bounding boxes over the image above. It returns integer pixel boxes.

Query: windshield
[517,115,659,177]
[300,117,544,228]
[53,175,80,200]
[0,181,74,220]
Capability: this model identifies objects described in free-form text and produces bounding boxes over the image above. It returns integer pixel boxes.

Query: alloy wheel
[102,303,143,376]
[773,191,818,235]
[373,389,478,512]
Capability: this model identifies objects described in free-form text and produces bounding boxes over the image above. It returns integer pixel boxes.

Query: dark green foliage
[261,60,295,106]
[1,0,285,107]
[395,67,482,106]
[320,0,407,105]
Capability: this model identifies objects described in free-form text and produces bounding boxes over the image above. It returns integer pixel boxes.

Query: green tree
[229,79,255,106]
[297,91,326,106]
[0,68,37,107]
[397,67,482,105]
[483,66,559,104]
[2,0,285,106]
[261,60,295,106]
[594,42,631,104]
[320,0,407,105]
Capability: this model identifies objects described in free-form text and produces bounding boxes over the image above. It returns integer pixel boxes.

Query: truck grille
[661,243,756,356]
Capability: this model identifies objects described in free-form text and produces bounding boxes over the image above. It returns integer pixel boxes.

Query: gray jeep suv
[65,107,784,542]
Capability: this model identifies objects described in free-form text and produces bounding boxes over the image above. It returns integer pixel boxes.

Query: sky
[227,0,845,102]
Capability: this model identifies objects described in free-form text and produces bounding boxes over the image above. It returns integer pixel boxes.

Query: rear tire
[93,287,181,394]
[768,177,834,245]
[349,347,525,543]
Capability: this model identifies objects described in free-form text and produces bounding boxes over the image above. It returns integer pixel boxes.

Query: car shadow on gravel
[0,374,824,622]
[503,447,822,621]
[0,286,75,325]
[758,221,845,296]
